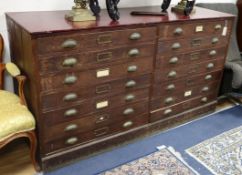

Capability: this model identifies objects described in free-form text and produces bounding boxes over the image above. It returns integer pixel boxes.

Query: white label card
[96,100,109,109]
[184,90,192,97]
[222,27,228,36]
[195,26,203,32]
[96,68,110,78]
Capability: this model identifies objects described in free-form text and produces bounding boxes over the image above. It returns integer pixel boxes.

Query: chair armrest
[5,62,27,106]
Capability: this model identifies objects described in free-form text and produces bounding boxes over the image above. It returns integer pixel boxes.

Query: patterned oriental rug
[186,125,242,175]
[100,146,198,175]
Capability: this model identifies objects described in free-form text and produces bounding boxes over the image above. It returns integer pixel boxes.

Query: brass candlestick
[65,0,96,22]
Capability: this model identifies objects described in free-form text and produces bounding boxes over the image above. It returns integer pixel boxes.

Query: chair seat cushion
[0,90,20,105]
[0,103,35,141]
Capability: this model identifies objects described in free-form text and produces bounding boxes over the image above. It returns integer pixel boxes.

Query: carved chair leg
[26,131,40,172]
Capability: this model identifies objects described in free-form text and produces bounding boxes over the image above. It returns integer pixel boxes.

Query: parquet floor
[0,98,237,175]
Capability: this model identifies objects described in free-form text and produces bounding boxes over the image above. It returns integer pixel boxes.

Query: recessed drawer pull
[209,50,217,56]
[94,127,109,137]
[174,27,183,35]
[127,65,138,72]
[123,108,134,115]
[125,80,136,88]
[65,124,78,131]
[63,93,78,101]
[215,24,222,30]
[62,58,77,67]
[205,75,212,80]
[172,43,181,50]
[64,109,77,117]
[212,37,219,44]
[207,63,215,69]
[123,121,133,128]
[65,137,78,145]
[168,71,177,78]
[202,86,209,92]
[164,109,172,115]
[166,84,175,91]
[129,32,141,40]
[169,57,179,64]
[165,97,174,104]
[96,114,109,123]
[97,52,112,62]
[61,39,77,48]
[201,97,208,103]
[96,84,111,94]
[64,75,77,84]
[128,48,140,57]
[125,94,135,101]
[191,38,202,47]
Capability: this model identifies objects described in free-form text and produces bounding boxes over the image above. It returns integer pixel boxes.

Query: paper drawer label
[96,68,110,78]
[195,25,203,32]
[184,90,192,97]
[222,26,227,36]
[96,100,109,109]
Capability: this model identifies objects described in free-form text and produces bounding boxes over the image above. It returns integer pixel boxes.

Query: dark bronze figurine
[89,0,120,21]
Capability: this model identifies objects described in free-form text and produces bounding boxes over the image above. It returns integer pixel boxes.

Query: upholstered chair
[0,34,39,171]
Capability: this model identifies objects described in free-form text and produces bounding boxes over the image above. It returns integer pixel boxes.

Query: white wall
[0,0,237,90]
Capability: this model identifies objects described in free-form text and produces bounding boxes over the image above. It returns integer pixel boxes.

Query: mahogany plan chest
[6,6,234,170]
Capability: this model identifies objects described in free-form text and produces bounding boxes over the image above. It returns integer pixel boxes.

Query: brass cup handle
[174,27,183,35]
[64,109,78,117]
[164,109,172,115]
[212,37,219,44]
[64,75,77,84]
[125,94,135,101]
[128,48,140,57]
[169,57,179,64]
[65,124,78,131]
[125,80,136,88]
[62,39,77,48]
[127,65,138,72]
[214,24,222,30]
[201,97,208,103]
[123,108,134,115]
[63,93,78,101]
[65,137,78,145]
[202,86,209,92]
[123,121,133,128]
[172,43,181,50]
[209,50,217,56]
[62,58,77,67]
[207,63,215,69]
[165,97,174,104]
[168,71,177,78]
[129,32,141,40]
[205,75,212,80]
[166,84,175,91]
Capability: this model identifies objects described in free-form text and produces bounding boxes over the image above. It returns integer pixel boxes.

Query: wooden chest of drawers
[6,6,234,170]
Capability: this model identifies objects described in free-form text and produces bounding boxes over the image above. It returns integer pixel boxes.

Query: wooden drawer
[40,57,153,92]
[43,101,149,141]
[42,88,149,118]
[38,43,155,75]
[159,19,232,40]
[41,74,151,111]
[44,114,148,154]
[159,59,224,82]
[150,93,217,122]
[152,71,222,97]
[158,35,228,55]
[36,27,156,55]
[150,81,219,110]
[157,47,226,69]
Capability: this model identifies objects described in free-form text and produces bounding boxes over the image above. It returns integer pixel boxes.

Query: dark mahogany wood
[6,6,234,171]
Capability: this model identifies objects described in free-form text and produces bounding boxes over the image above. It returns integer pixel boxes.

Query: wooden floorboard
[0,98,238,175]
